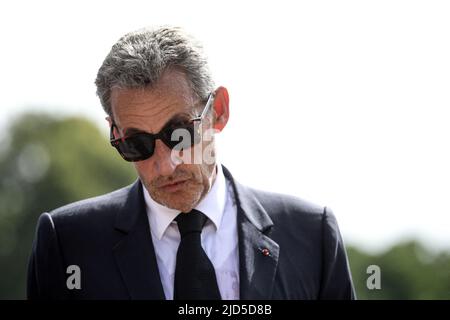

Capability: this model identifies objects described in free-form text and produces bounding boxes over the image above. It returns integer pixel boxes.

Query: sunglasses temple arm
[192,92,214,122]
[110,123,126,144]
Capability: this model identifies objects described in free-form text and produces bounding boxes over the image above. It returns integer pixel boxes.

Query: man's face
[109,69,217,213]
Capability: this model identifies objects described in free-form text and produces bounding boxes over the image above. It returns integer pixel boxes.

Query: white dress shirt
[143,163,240,300]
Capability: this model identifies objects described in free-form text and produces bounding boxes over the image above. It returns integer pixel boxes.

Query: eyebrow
[123,127,143,136]
[122,112,193,136]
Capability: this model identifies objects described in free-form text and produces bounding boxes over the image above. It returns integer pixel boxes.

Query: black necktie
[173,209,221,300]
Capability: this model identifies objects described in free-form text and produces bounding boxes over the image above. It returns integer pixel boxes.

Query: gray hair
[95,26,215,117]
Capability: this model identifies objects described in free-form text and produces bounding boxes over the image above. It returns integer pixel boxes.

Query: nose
[151,139,179,176]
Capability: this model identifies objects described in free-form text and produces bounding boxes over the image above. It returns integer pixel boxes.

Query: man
[27,26,355,300]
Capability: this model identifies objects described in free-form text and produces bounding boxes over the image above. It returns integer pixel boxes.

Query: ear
[106,116,118,138]
[105,116,113,127]
[212,86,230,133]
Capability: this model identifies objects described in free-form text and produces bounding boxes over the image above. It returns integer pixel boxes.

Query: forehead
[110,69,197,132]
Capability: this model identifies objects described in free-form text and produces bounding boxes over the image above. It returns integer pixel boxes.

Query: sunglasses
[110,92,214,162]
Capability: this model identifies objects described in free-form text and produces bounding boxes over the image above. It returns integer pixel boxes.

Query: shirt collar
[143,162,227,240]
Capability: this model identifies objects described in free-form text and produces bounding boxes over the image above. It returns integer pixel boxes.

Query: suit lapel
[112,180,165,300]
[222,166,280,300]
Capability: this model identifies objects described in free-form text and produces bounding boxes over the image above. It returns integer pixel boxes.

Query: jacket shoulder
[48,183,134,225]
[247,186,326,218]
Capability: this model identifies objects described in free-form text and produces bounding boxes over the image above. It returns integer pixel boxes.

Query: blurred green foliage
[0,113,448,299]
[0,113,136,299]
[347,242,450,299]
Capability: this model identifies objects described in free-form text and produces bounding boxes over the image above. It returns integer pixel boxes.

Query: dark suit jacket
[27,165,355,300]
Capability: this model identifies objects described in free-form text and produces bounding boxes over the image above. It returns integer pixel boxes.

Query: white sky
[1,0,449,253]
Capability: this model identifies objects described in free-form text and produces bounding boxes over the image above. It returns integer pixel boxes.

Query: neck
[193,162,218,209]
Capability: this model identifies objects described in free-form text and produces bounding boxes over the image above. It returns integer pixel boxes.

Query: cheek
[134,160,156,181]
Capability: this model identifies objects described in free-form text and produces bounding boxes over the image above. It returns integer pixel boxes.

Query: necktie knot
[175,209,207,238]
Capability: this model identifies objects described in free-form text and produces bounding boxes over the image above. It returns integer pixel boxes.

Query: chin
[164,194,202,211]
[163,201,194,213]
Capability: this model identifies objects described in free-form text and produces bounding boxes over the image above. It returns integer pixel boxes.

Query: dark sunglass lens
[162,123,200,150]
[116,133,155,161]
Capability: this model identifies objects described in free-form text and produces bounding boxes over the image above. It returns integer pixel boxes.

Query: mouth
[159,180,188,193]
